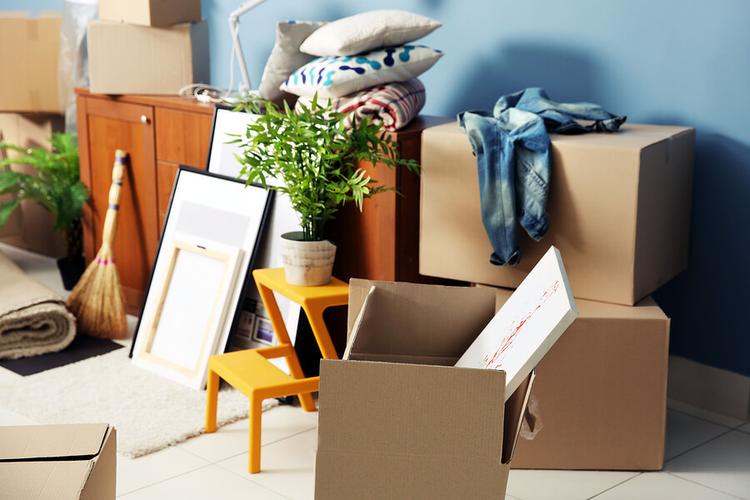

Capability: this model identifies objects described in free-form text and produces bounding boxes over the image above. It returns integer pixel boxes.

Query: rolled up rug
[0,250,76,360]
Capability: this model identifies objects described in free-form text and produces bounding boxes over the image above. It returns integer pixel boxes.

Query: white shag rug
[0,348,277,458]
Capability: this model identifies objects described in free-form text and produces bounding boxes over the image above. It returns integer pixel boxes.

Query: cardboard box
[487,286,670,470]
[316,280,534,499]
[0,423,116,500]
[420,123,694,305]
[87,20,209,95]
[99,0,202,28]
[0,113,66,257]
[0,13,63,112]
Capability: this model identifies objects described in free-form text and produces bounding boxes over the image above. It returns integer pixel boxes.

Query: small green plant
[234,96,419,241]
[0,132,88,256]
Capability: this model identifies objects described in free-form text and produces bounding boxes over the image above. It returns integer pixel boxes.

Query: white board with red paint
[455,246,578,400]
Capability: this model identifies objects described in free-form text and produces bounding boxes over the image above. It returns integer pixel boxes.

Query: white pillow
[259,20,324,101]
[281,45,443,99]
[299,10,441,57]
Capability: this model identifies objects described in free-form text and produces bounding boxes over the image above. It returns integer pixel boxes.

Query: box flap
[0,423,110,461]
[319,359,506,460]
[501,371,535,464]
[346,280,496,363]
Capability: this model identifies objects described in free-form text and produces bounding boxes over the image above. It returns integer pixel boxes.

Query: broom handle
[101,150,127,249]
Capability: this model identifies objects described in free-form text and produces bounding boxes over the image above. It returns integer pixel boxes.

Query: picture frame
[252,317,275,346]
[206,104,260,178]
[135,239,241,388]
[130,167,272,388]
[206,105,304,350]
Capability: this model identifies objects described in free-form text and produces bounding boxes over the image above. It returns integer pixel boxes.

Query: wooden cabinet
[77,88,444,315]
[76,89,214,313]
[329,116,451,284]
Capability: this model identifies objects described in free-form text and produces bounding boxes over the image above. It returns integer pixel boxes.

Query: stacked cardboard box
[0,13,66,254]
[0,12,63,113]
[419,121,695,470]
[88,0,208,95]
[0,113,66,257]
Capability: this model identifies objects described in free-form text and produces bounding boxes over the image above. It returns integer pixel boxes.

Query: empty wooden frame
[135,239,240,388]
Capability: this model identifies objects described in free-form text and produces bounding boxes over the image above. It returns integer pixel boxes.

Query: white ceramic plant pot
[280,232,337,286]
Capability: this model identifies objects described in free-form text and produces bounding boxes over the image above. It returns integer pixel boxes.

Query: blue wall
[4,0,750,377]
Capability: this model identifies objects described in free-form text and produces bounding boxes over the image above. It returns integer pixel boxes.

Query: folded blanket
[0,251,76,360]
[295,78,426,131]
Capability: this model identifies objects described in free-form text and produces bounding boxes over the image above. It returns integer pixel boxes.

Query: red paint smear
[482,280,560,369]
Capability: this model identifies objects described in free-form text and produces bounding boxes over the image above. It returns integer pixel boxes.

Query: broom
[67,150,128,339]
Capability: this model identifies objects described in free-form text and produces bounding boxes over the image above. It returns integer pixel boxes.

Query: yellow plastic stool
[205,268,348,473]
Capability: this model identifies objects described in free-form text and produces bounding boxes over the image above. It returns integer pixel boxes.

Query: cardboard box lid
[425,121,693,152]
[345,279,497,365]
[0,423,110,461]
[0,424,115,500]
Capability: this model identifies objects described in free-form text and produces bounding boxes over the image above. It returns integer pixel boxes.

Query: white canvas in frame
[132,168,271,388]
[134,238,241,389]
[455,246,578,400]
[207,107,303,356]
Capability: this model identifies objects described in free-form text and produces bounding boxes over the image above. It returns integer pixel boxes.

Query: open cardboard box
[315,280,534,499]
[0,423,116,500]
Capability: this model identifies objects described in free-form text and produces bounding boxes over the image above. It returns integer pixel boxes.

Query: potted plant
[235,97,418,286]
[0,133,89,289]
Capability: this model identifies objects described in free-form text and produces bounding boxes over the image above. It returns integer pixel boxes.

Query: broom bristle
[67,246,128,340]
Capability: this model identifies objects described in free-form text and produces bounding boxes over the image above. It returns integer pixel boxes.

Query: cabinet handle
[139,114,149,125]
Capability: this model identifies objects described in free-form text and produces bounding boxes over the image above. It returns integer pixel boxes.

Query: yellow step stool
[205,268,348,473]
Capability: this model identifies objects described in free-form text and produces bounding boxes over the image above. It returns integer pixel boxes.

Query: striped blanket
[295,78,425,131]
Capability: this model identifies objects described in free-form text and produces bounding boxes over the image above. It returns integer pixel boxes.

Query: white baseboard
[668,355,750,421]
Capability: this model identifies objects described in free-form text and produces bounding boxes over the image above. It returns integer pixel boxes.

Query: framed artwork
[252,317,275,345]
[207,105,303,351]
[135,239,241,388]
[131,167,272,388]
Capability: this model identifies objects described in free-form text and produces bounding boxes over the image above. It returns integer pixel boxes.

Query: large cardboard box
[487,286,670,470]
[420,122,694,305]
[0,113,66,257]
[0,423,116,500]
[316,280,534,499]
[99,0,202,28]
[0,13,63,112]
[87,20,209,95]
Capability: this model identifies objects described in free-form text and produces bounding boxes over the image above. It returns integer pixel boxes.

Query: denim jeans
[459,87,626,266]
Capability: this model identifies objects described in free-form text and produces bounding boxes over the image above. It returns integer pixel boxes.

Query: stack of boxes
[0,12,66,256]
[87,0,208,95]
[420,122,695,470]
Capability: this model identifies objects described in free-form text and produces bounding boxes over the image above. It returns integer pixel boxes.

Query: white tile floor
[1,243,749,500]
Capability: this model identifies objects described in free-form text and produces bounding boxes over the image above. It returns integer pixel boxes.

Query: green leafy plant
[0,132,88,256]
[234,96,419,241]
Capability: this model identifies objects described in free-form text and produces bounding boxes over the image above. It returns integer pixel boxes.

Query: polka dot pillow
[280,44,442,98]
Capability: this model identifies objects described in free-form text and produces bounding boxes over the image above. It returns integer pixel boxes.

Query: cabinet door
[78,97,158,313]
